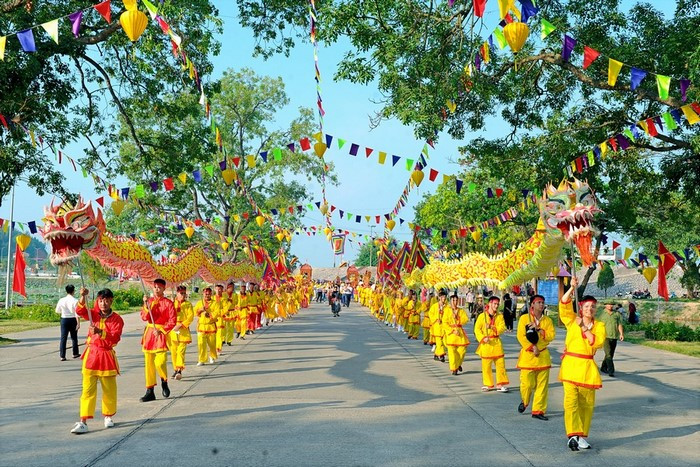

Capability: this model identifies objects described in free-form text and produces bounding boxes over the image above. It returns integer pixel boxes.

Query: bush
[112,288,144,307]
[7,304,60,322]
[641,321,700,342]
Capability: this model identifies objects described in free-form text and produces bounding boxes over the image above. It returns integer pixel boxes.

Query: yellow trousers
[198,333,217,363]
[80,374,117,420]
[170,341,188,371]
[408,324,420,338]
[144,351,168,388]
[447,346,466,371]
[216,326,223,351]
[223,320,235,343]
[563,382,596,438]
[520,369,550,414]
[422,328,431,344]
[238,317,248,337]
[434,336,446,357]
[481,357,509,388]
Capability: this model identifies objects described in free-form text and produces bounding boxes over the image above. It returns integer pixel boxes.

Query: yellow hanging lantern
[323,226,332,236]
[255,215,265,227]
[184,226,195,239]
[503,22,529,54]
[16,234,31,251]
[222,168,236,185]
[276,232,285,242]
[221,242,230,251]
[386,219,396,231]
[471,230,482,243]
[120,8,148,42]
[123,0,138,10]
[285,232,292,242]
[642,267,657,284]
[319,202,329,215]
[111,199,126,216]
[314,142,327,158]
[411,169,425,187]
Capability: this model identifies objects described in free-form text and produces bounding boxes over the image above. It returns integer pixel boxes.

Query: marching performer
[429,289,448,362]
[194,287,218,365]
[71,288,124,434]
[169,285,194,380]
[224,282,238,345]
[237,283,250,338]
[474,296,509,392]
[559,277,606,451]
[213,284,229,354]
[442,293,470,375]
[406,290,421,339]
[516,294,555,420]
[140,278,176,402]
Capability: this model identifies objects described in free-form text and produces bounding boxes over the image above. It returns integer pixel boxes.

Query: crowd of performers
[356,276,606,452]
[69,278,311,435]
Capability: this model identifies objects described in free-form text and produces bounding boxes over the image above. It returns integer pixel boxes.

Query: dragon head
[41,198,105,265]
[542,178,600,267]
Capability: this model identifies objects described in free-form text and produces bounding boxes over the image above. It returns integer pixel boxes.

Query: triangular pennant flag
[299,137,311,151]
[94,0,112,23]
[582,46,600,69]
[349,143,359,156]
[178,172,187,185]
[17,29,36,52]
[662,112,677,131]
[273,147,282,160]
[142,0,159,19]
[378,151,387,164]
[365,147,373,158]
[562,34,576,62]
[41,19,60,44]
[68,11,83,38]
[630,67,647,90]
[493,28,507,49]
[337,138,346,149]
[391,155,400,166]
[656,74,671,100]
[96,196,104,207]
[608,59,623,86]
[541,18,556,39]
[681,104,700,125]
[405,159,414,171]
[246,155,256,167]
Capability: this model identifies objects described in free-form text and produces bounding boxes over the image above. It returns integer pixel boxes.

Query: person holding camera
[516,294,555,421]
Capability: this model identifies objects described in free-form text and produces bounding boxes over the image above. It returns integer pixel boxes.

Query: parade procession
[1,0,699,466]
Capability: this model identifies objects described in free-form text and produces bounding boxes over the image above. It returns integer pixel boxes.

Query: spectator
[503,293,514,332]
[598,301,625,378]
[627,300,638,325]
[56,284,80,361]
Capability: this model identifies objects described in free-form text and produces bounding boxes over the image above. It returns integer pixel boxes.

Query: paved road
[1,302,698,466]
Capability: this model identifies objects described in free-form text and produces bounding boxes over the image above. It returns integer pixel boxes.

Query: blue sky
[0,0,672,267]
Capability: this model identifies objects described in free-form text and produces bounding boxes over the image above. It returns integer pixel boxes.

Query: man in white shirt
[56,284,80,361]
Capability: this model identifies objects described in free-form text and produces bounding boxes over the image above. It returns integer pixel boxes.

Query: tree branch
[76,21,122,45]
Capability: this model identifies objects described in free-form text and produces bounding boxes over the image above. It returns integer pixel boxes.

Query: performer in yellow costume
[223,282,238,345]
[194,287,217,365]
[406,290,420,339]
[169,285,194,380]
[394,290,405,332]
[429,289,448,362]
[474,296,509,392]
[442,293,470,375]
[212,284,229,354]
[516,293,555,420]
[420,292,433,345]
[237,284,250,338]
[559,277,606,451]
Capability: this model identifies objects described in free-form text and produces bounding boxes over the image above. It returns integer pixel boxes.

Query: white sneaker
[71,421,88,434]
[197,362,204,366]
[578,437,591,449]
[208,357,215,364]
[104,416,114,428]
[481,386,492,392]
[498,386,509,393]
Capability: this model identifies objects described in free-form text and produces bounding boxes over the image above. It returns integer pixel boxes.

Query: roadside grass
[624,334,700,358]
[0,306,141,337]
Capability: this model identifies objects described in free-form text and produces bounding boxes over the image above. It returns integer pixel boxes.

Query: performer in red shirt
[70,287,124,434]
[140,278,176,402]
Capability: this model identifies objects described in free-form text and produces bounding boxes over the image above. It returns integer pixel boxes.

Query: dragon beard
[573,231,595,267]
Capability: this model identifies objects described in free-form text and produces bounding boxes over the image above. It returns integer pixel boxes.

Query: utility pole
[4,184,15,310]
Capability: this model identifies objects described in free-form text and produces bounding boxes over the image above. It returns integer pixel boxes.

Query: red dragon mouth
[43,230,96,265]
[553,211,597,267]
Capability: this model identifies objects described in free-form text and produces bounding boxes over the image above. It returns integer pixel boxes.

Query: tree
[1,1,222,201]
[354,241,379,267]
[597,263,615,297]
[108,69,334,261]
[236,1,700,286]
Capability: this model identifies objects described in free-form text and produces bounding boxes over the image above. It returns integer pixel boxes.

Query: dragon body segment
[419,179,599,290]
[41,199,261,287]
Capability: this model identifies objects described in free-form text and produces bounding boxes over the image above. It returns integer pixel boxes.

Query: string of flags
[565,102,700,176]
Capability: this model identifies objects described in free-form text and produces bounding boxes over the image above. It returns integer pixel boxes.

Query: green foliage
[354,242,379,267]
[7,304,59,322]
[636,321,700,342]
[110,68,332,261]
[1,0,222,200]
[112,288,144,311]
[78,251,111,288]
[597,263,615,297]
